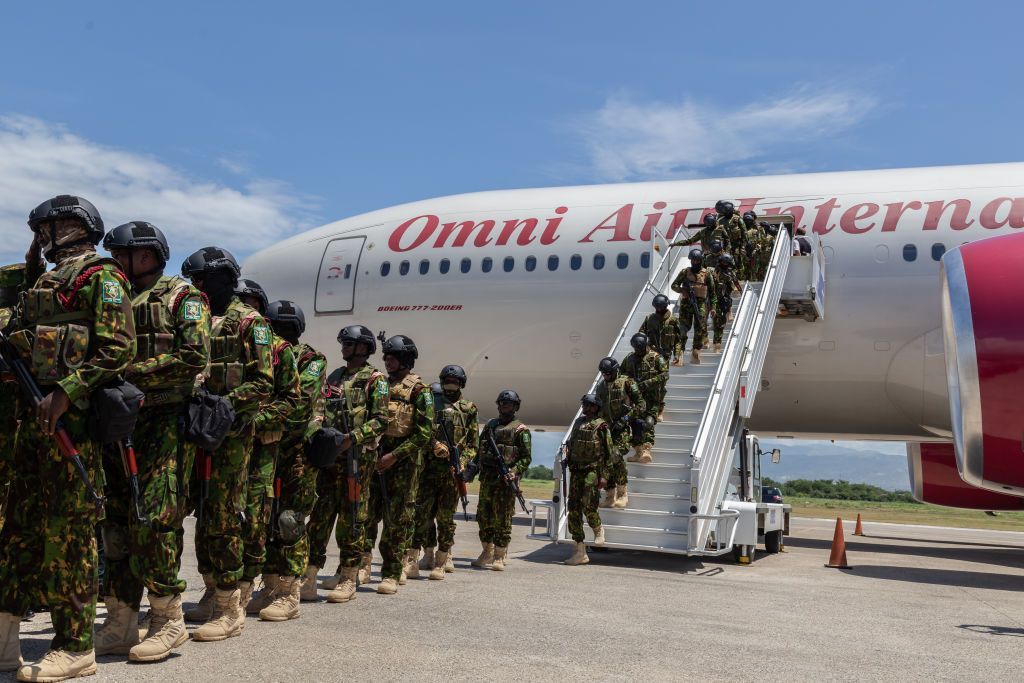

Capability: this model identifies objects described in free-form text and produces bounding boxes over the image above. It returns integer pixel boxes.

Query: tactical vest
[644,312,677,353]
[482,418,527,466]
[327,365,384,430]
[13,253,121,386]
[258,333,294,444]
[678,269,709,299]
[207,302,260,395]
[599,377,631,422]
[568,418,606,466]
[438,397,476,449]
[384,373,424,438]
[132,276,199,404]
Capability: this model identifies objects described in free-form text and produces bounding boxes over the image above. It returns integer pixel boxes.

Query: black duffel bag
[307,427,345,470]
[184,387,236,451]
[90,380,145,444]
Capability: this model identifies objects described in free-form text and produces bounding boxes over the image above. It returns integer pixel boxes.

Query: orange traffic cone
[825,517,851,569]
[854,513,865,536]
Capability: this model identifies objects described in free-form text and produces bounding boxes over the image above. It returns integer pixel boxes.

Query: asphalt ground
[6,507,1024,682]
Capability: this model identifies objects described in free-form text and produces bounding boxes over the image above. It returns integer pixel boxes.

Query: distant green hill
[764,477,917,503]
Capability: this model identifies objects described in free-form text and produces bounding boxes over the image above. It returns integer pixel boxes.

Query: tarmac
[6,508,1024,682]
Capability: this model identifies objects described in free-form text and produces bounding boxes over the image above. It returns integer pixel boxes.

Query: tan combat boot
[612,485,628,509]
[238,580,253,613]
[565,542,589,566]
[406,549,421,580]
[0,612,22,672]
[691,348,701,364]
[376,577,398,595]
[599,488,615,508]
[246,574,279,615]
[471,542,494,568]
[17,649,96,682]
[491,546,508,571]
[418,547,434,571]
[713,342,722,353]
[191,588,244,642]
[259,576,300,621]
[429,552,448,581]
[300,565,320,602]
[129,594,188,663]
[637,444,653,464]
[319,567,342,591]
[444,552,455,573]
[658,408,665,422]
[326,567,358,604]
[357,552,372,584]
[95,596,140,655]
[593,526,606,546]
[184,573,216,622]
[626,449,641,463]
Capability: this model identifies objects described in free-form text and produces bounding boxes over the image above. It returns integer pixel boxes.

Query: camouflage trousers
[637,389,661,445]
[413,456,458,553]
[366,455,421,581]
[0,410,103,652]
[567,467,602,543]
[264,445,319,578]
[242,439,279,582]
[477,471,517,548]
[102,409,192,608]
[306,450,374,571]
[712,297,731,345]
[604,429,630,490]
[192,427,252,588]
[679,298,710,350]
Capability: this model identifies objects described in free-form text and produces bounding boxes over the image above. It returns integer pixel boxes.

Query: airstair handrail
[687,509,740,555]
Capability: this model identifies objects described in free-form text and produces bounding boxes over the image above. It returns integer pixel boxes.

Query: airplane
[244,161,1024,512]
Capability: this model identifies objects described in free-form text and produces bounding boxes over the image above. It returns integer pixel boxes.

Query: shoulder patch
[253,324,271,345]
[182,299,203,321]
[422,390,434,407]
[304,359,324,378]
[101,280,123,304]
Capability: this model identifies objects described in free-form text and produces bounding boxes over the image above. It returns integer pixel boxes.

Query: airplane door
[315,236,365,313]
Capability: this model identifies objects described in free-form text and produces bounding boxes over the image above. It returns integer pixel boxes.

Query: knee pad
[277,509,305,544]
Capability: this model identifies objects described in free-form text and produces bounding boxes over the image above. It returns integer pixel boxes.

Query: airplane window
[419,259,430,275]
[593,254,605,270]
[380,261,390,277]
[439,258,450,274]
[525,256,537,272]
[902,244,917,262]
[481,257,493,273]
[460,258,471,274]
[400,260,410,276]
[570,254,582,271]
[640,252,651,269]
[931,243,946,261]
[617,253,628,269]
[548,255,559,271]
[503,256,514,272]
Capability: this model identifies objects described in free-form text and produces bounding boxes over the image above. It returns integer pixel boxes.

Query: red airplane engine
[907,443,1024,510]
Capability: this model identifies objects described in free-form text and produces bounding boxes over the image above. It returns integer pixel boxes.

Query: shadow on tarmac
[517,541,718,576]
[848,565,1024,592]
[785,536,1024,571]
[958,624,1024,637]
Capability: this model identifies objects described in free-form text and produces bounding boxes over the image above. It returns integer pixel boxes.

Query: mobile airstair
[530,217,825,560]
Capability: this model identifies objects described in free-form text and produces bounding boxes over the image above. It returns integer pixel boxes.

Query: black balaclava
[204,270,237,315]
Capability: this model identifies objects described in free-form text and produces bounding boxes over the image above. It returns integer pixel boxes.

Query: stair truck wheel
[764,529,782,554]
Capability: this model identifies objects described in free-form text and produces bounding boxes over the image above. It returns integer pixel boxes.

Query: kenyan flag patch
[101,281,123,304]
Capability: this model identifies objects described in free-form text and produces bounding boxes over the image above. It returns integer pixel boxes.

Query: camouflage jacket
[566,416,614,475]
[621,349,669,396]
[253,331,302,442]
[126,274,210,407]
[380,372,434,463]
[639,310,683,359]
[478,417,531,477]
[292,342,327,443]
[596,375,645,434]
[206,296,274,424]
[720,215,746,248]
[671,267,718,310]
[324,362,389,452]
[433,393,479,468]
[670,224,730,253]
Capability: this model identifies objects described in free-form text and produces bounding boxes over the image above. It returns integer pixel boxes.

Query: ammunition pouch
[307,427,344,469]
[184,387,236,450]
[90,380,145,444]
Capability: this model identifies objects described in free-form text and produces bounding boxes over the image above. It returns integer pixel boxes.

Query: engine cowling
[941,235,1024,496]
[907,443,1024,510]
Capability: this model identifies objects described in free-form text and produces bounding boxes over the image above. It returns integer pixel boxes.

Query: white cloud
[577,87,877,181]
[0,115,314,267]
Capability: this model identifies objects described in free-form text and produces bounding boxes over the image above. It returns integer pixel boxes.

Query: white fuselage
[244,162,1024,438]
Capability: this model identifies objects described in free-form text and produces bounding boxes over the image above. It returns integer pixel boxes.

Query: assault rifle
[269,475,282,541]
[118,438,146,524]
[197,448,212,524]
[678,269,704,321]
[0,330,104,511]
[336,396,361,536]
[433,389,470,521]
[484,424,531,515]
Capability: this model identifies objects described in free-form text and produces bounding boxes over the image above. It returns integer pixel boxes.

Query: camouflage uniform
[191,296,273,589]
[415,392,478,553]
[476,417,531,548]
[720,214,747,258]
[711,264,740,347]
[242,331,301,582]
[264,343,327,578]
[670,224,730,265]
[639,310,683,362]
[621,349,666,446]
[101,274,210,609]
[565,415,614,543]
[0,251,135,652]
[742,224,766,281]
[756,228,776,280]
[672,266,718,352]
[308,362,388,572]
[365,372,433,581]
[596,375,644,489]
[0,263,26,534]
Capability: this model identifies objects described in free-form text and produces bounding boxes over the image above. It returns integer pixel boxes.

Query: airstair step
[627,461,691,478]
[628,478,691,496]
[655,423,698,438]
[620,492,693,513]
[666,385,713,399]
[598,508,692,533]
[581,524,689,552]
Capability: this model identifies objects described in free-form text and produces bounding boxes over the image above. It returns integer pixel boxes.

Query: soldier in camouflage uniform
[365,335,433,594]
[757,222,778,280]
[740,211,767,281]
[711,253,741,353]
[304,324,388,604]
[563,394,614,567]
[415,365,478,581]
[248,300,326,622]
[0,263,26,536]
[672,249,718,365]
[472,390,531,571]
[595,357,644,510]
[639,294,682,367]
[621,334,666,464]
[95,222,210,663]
[0,196,135,681]
[669,212,730,262]
[716,200,747,274]
[181,247,273,643]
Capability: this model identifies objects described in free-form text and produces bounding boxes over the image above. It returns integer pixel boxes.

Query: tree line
[763,477,918,503]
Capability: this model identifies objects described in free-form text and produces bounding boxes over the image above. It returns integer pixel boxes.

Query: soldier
[233,280,301,612]
[639,294,682,366]
[365,335,433,594]
[472,390,531,571]
[595,357,644,510]
[415,365,478,580]
[180,247,273,642]
[248,300,326,621]
[563,394,613,567]
[669,212,730,255]
[620,334,665,463]
[672,248,718,365]
[716,200,747,261]
[740,211,766,281]
[0,264,26,536]
[711,254,741,353]
[94,222,210,663]
[704,238,725,270]
[0,196,135,681]
[758,222,778,278]
[303,325,388,603]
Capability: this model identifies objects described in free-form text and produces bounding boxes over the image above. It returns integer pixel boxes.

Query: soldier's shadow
[519,542,717,576]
